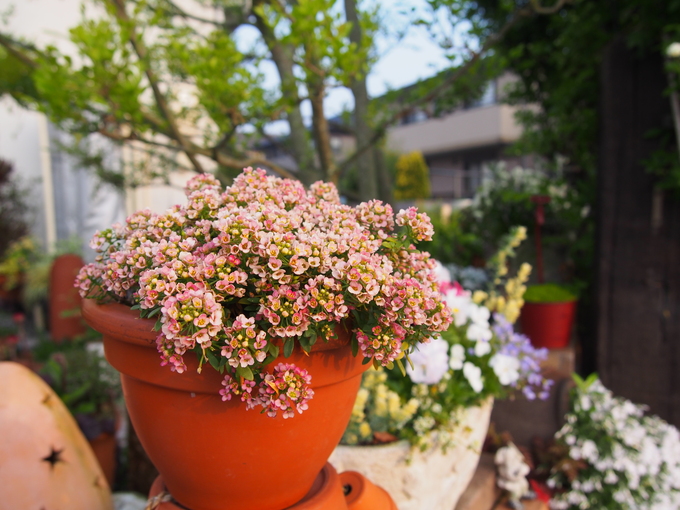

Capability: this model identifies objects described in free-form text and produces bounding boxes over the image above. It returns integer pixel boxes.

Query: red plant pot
[82,300,370,510]
[519,300,577,350]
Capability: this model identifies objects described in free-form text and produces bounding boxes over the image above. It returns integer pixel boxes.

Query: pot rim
[81,298,353,352]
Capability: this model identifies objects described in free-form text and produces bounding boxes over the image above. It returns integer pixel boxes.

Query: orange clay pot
[82,300,370,510]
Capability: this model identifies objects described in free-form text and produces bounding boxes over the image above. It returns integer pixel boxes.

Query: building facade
[386,74,536,200]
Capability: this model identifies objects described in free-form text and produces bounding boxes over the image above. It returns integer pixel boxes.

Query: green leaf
[147,307,162,318]
[236,366,254,381]
[42,358,63,383]
[283,338,294,358]
[205,348,220,370]
[299,333,317,353]
[62,381,92,405]
[73,402,96,415]
[362,356,372,365]
[351,335,359,357]
[154,318,162,332]
[268,343,280,359]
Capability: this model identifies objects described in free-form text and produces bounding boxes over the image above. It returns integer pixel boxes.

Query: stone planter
[329,398,494,510]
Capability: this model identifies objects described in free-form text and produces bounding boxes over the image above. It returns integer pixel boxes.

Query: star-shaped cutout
[42,447,64,469]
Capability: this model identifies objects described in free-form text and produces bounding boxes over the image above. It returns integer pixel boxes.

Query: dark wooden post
[597,36,680,426]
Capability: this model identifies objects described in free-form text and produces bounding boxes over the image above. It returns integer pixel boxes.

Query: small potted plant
[76,168,452,510]
[546,374,680,508]
[0,236,36,307]
[519,283,578,349]
[331,238,553,510]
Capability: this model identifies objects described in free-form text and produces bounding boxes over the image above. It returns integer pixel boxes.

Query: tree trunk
[374,146,393,205]
[597,35,680,426]
[309,80,337,183]
[254,14,319,185]
[344,0,378,201]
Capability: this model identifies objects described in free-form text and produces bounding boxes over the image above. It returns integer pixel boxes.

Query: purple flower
[492,313,552,400]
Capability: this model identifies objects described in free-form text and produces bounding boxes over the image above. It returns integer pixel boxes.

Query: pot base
[147,464,395,510]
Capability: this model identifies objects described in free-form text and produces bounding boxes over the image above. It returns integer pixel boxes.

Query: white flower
[668,42,680,58]
[604,470,618,484]
[581,439,598,462]
[432,260,451,284]
[468,303,491,325]
[445,291,472,327]
[449,344,465,370]
[406,337,450,385]
[495,443,530,499]
[466,322,492,342]
[463,362,484,393]
[489,353,520,385]
[474,340,492,357]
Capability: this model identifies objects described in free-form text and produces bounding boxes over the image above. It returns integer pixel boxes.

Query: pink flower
[77,167,453,418]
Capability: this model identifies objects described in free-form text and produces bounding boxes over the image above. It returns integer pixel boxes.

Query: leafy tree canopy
[0,0,571,197]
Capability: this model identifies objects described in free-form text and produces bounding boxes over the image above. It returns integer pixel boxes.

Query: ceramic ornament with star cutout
[0,362,113,510]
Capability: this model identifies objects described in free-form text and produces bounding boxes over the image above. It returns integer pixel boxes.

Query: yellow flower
[518,263,532,281]
[472,290,488,304]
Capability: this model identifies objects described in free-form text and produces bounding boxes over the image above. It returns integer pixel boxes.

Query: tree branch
[530,0,570,15]
[97,124,297,180]
[0,32,39,69]
[109,0,206,174]
[157,0,226,28]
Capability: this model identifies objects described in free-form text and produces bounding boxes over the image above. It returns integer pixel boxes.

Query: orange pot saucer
[147,463,396,510]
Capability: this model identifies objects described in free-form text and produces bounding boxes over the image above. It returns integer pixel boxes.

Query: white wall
[0,0,198,253]
[0,98,47,243]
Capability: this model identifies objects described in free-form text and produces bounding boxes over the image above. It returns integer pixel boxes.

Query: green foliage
[0,236,35,290]
[394,151,431,200]
[0,160,30,260]
[460,164,590,293]
[468,0,680,298]
[0,235,82,306]
[38,339,121,420]
[416,206,482,267]
[523,283,577,304]
[0,0,386,190]
[644,128,680,197]
[0,46,39,106]
[374,54,505,118]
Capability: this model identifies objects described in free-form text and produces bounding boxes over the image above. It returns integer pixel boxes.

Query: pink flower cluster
[76,168,451,417]
[218,363,313,419]
[395,208,434,242]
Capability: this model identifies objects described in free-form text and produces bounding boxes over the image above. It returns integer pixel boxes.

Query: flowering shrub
[342,261,551,449]
[548,375,680,509]
[471,226,531,324]
[0,236,36,290]
[76,168,452,418]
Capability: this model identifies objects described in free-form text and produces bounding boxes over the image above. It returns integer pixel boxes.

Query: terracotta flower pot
[88,431,117,489]
[82,300,369,510]
[519,300,577,349]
